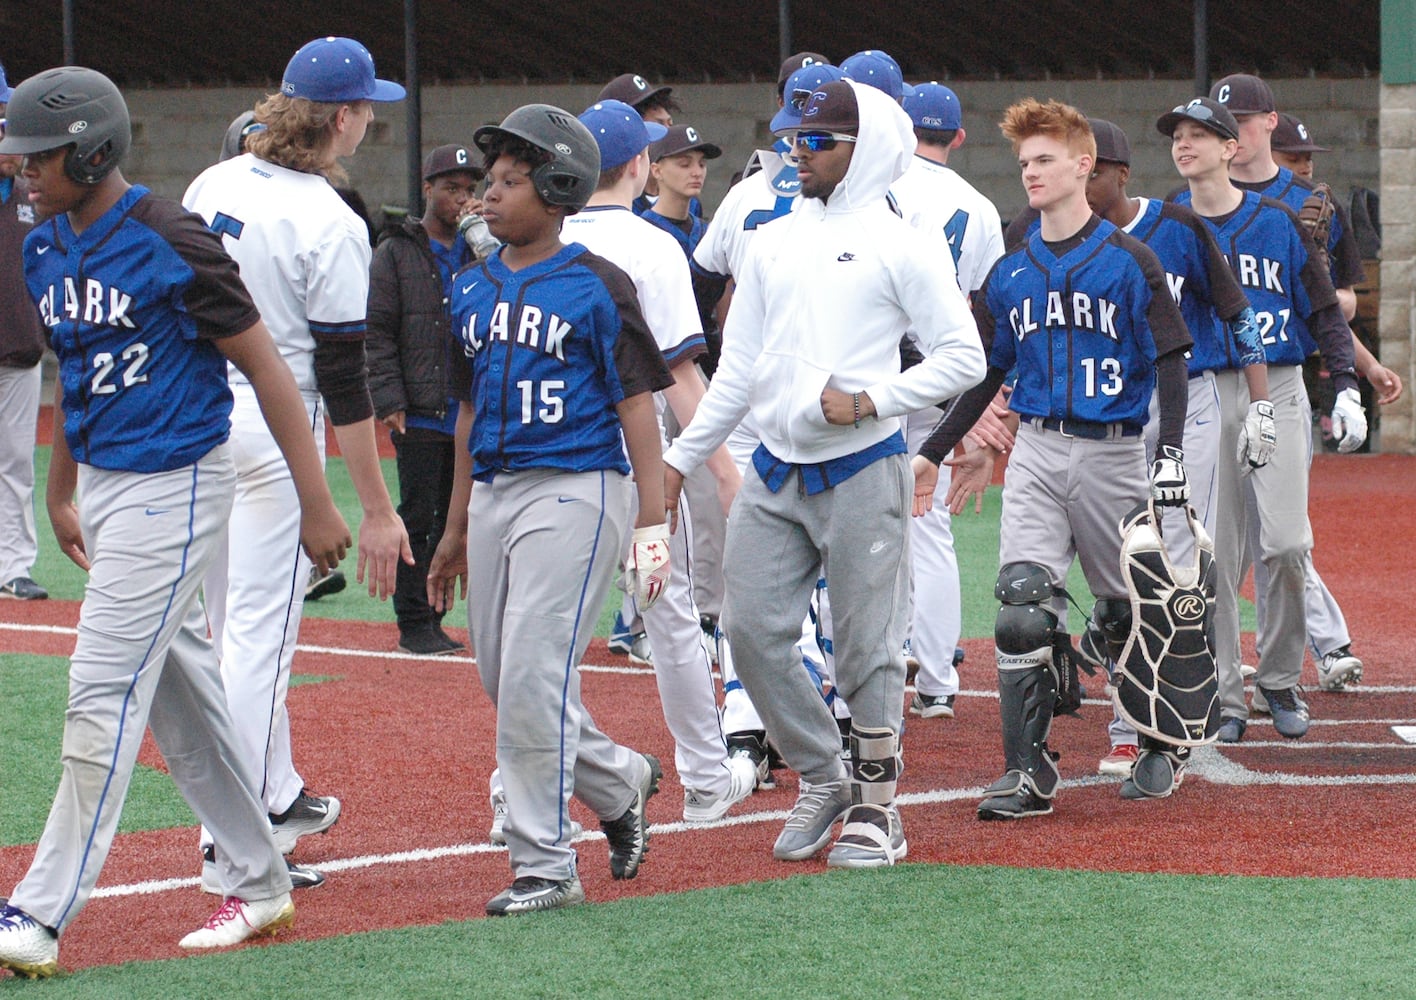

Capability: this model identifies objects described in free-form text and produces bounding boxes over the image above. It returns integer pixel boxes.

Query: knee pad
[994,563,1059,670]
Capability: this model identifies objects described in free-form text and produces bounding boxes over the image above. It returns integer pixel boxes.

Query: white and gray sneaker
[489,787,509,845]
[826,803,908,868]
[772,778,852,861]
[683,755,757,823]
[485,876,585,916]
[1318,645,1363,691]
[270,791,341,854]
[0,906,58,978]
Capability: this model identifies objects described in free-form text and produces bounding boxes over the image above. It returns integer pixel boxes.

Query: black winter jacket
[366,218,467,422]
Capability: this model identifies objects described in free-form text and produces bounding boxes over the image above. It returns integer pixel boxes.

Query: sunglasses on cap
[1168,102,1237,140]
[791,131,857,152]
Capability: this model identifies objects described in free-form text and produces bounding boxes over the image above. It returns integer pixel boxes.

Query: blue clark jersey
[981,216,1191,426]
[450,243,673,482]
[1174,189,1331,368]
[25,186,256,473]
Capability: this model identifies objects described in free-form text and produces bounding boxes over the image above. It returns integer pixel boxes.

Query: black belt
[1035,417,1142,440]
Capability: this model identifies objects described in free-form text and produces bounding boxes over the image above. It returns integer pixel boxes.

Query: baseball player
[366,143,482,657]
[1076,117,1268,782]
[1163,96,1366,742]
[666,80,986,865]
[565,101,755,823]
[183,38,413,874]
[425,104,672,915]
[913,99,1194,820]
[596,73,685,216]
[691,61,847,784]
[0,59,49,603]
[890,82,1005,720]
[0,67,349,976]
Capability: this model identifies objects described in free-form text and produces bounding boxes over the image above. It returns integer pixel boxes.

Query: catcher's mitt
[1297,181,1336,274]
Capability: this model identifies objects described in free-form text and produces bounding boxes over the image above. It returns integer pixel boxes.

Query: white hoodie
[665,82,986,473]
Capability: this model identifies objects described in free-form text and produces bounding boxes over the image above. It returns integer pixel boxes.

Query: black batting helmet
[474,104,600,213]
[0,66,130,185]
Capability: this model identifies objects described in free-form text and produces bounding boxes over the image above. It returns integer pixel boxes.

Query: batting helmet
[473,104,600,213]
[0,66,130,185]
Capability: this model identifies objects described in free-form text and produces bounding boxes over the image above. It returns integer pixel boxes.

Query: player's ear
[951,127,967,151]
[1118,163,1130,186]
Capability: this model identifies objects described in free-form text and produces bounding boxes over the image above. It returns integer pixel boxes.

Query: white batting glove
[624,523,671,610]
[1149,445,1190,507]
[1330,387,1368,454]
[1237,399,1277,468]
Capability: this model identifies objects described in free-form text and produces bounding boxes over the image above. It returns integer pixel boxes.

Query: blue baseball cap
[0,62,12,104]
[769,63,845,133]
[904,82,961,131]
[840,50,904,102]
[281,37,405,103]
[578,100,668,170]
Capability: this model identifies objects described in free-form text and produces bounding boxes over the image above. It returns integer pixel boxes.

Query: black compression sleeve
[916,366,1008,465]
[313,338,375,426]
[1154,349,1188,453]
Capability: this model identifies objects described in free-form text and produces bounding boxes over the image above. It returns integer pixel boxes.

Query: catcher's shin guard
[1112,502,1220,746]
[848,725,901,806]
[1121,736,1191,799]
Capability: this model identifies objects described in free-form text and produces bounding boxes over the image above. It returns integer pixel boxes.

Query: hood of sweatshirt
[804,80,916,216]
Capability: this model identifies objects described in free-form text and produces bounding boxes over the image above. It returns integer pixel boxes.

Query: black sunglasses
[1168,102,1238,140]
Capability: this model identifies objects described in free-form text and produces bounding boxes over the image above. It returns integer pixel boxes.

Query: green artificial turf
[20,865,1415,997]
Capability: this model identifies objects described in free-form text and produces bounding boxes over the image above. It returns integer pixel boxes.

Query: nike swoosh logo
[869,540,887,554]
[460,281,479,294]
[144,508,169,516]
[36,245,51,255]
[557,496,577,504]
[837,253,857,262]
[1010,267,1026,277]
[1195,418,1212,425]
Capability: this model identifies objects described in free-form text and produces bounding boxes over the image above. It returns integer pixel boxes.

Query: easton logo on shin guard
[1111,502,1220,746]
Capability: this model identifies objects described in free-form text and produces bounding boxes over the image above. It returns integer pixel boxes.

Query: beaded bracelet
[852,392,861,428]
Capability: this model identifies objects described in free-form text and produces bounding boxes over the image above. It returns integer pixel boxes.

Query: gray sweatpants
[11,446,290,932]
[467,468,646,882]
[720,455,911,787]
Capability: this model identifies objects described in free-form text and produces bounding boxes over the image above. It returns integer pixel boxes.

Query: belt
[1034,417,1142,440]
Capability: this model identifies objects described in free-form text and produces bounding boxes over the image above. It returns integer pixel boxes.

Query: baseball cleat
[179,893,294,949]
[485,876,585,916]
[773,777,852,861]
[270,791,341,854]
[396,628,465,656]
[683,754,757,823]
[976,788,1053,821]
[725,730,775,790]
[200,847,325,894]
[0,906,58,978]
[489,787,508,845]
[1317,646,1363,691]
[1216,716,1247,743]
[0,576,48,601]
[602,753,660,880]
[1256,685,1310,739]
[1098,743,1140,776]
[826,803,908,868]
[304,567,346,602]
[909,692,956,719]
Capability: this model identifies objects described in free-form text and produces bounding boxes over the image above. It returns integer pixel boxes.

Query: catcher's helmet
[473,104,599,213]
[0,66,131,185]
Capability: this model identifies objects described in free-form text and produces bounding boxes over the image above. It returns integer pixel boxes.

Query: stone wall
[1379,83,1415,453]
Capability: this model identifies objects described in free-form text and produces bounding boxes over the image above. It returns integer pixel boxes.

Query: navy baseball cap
[649,124,722,162]
[1088,118,1131,165]
[1209,73,1275,115]
[840,50,903,102]
[1273,112,1330,153]
[904,82,962,131]
[281,37,405,104]
[777,51,831,92]
[597,73,671,111]
[579,100,668,170]
[1157,97,1240,142]
[0,62,12,104]
[769,64,845,133]
[775,80,859,137]
[423,143,480,180]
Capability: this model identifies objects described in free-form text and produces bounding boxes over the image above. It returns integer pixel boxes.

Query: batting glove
[1237,399,1277,468]
[1149,445,1190,507]
[624,523,671,610]
[1330,387,1368,454]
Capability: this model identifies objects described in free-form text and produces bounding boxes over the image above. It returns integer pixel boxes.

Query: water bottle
[458,214,500,259]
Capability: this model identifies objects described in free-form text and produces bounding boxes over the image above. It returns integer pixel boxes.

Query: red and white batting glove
[624,523,671,610]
